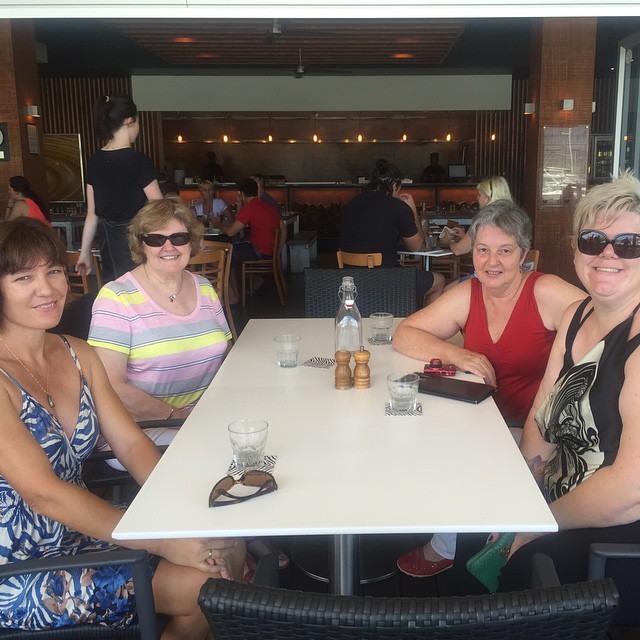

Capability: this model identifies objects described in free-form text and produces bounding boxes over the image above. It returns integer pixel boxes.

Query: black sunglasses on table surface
[142,232,191,247]
[577,229,640,259]
[208,470,277,508]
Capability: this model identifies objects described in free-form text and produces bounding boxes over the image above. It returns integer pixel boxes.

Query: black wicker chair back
[199,574,618,640]
[304,267,418,318]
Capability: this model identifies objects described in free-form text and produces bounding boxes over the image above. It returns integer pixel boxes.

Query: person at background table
[215,177,284,263]
[448,172,640,595]
[0,218,243,637]
[5,176,50,225]
[191,179,233,226]
[419,152,447,183]
[201,151,225,183]
[77,94,162,282]
[440,176,513,257]
[340,158,445,305]
[393,199,585,579]
[250,173,281,211]
[88,196,231,469]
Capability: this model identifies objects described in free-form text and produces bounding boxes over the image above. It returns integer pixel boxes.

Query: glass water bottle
[335,276,363,353]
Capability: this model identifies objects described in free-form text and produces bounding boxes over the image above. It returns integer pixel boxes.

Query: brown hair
[128,195,204,264]
[0,218,66,276]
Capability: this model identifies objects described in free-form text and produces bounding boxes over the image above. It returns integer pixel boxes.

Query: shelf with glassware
[589,135,614,184]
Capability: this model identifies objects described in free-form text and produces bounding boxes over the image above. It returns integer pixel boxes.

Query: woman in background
[77,94,162,282]
[5,176,49,224]
[191,180,233,226]
[441,176,513,256]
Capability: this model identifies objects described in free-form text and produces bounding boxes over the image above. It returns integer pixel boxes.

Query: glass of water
[387,373,420,412]
[228,419,269,471]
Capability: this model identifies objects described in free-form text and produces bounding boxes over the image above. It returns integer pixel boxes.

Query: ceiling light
[392,53,414,59]
[490,133,496,141]
[174,37,194,43]
[176,134,183,143]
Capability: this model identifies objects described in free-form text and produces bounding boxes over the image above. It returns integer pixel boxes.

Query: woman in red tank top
[6,176,50,225]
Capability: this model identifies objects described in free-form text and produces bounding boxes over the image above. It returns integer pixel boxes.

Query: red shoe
[397,547,454,578]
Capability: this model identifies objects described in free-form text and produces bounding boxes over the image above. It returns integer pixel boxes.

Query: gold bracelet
[165,405,176,420]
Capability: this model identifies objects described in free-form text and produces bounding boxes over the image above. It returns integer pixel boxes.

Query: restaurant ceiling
[33,17,639,79]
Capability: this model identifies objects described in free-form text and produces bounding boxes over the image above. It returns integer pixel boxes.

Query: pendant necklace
[144,266,184,303]
[0,333,55,409]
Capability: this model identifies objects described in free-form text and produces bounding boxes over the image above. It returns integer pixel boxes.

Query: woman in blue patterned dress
[0,218,244,637]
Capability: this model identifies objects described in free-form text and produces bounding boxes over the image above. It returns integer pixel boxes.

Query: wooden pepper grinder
[353,348,371,389]
[335,351,353,390]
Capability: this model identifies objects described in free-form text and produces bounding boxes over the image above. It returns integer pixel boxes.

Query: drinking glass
[387,373,420,411]
[370,312,393,344]
[228,419,269,471]
[274,334,301,368]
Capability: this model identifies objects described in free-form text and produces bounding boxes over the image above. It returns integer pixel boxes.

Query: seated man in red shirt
[218,177,285,263]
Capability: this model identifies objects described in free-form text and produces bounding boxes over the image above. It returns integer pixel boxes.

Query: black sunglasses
[142,232,191,248]
[208,470,277,508]
[577,229,640,260]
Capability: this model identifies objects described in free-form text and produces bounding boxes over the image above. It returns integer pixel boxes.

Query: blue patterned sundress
[0,336,138,631]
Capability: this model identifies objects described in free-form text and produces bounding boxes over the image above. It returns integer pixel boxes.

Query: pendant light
[222,113,229,143]
[357,112,363,142]
[401,113,408,142]
[312,112,318,142]
[445,111,452,142]
[267,114,273,142]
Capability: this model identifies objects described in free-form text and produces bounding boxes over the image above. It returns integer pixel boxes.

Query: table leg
[330,534,357,595]
[423,255,431,271]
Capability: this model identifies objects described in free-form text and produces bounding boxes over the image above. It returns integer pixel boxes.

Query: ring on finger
[208,549,213,559]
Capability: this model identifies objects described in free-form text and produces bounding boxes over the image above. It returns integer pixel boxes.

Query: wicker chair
[0,550,159,639]
[199,553,618,640]
[304,267,417,318]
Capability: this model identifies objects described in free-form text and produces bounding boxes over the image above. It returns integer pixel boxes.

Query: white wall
[132,74,512,112]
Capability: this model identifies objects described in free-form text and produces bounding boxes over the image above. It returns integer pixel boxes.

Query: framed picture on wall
[27,124,39,155]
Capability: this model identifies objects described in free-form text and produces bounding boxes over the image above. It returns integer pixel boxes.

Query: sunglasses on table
[141,232,191,247]
[577,229,640,259]
[208,470,277,507]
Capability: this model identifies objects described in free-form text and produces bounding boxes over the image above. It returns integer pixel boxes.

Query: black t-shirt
[86,148,157,223]
[339,191,418,267]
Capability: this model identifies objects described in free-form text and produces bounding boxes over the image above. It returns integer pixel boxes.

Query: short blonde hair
[128,196,204,264]
[477,176,513,204]
[198,180,215,193]
[573,171,640,236]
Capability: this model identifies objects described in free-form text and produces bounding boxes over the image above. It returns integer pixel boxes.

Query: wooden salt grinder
[353,348,371,389]
[335,351,353,390]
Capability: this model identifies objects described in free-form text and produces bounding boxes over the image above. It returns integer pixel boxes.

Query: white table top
[397,248,453,258]
[113,318,557,541]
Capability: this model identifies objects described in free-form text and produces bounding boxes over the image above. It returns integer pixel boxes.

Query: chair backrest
[200,240,237,340]
[198,575,618,640]
[65,251,90,298]
[523,248,540,272]
[187,246,227,291]
[304,267,417,318]
[337,250,383,269]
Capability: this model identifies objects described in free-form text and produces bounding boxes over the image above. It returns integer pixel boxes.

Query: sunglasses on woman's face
[142,232,191,248]
[208,470,277,507]
[577,229,640,260]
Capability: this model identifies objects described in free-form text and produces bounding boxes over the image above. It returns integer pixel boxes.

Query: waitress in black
[77,94,162,282]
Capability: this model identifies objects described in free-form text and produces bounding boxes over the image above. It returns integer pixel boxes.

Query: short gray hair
[468,199,532,254]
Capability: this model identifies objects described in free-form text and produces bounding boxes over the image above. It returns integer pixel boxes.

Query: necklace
[0,333,55,409]
[144,266,185,303]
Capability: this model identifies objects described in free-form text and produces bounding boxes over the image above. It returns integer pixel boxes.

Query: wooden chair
[65,251,90,300]
[523,248,540,272]
[241,226,286,307]
[430,254,460,280]
[199,553,618,640]
[187,244,237,340]
[337,250,382,269]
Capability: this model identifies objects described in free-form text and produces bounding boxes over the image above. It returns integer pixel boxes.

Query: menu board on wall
[541,125,589,207]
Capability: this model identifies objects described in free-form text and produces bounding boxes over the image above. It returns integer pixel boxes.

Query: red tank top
[463,272,554,425]
[25,198,50,226]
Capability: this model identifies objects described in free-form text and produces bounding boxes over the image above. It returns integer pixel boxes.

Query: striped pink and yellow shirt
[88,271,230,410]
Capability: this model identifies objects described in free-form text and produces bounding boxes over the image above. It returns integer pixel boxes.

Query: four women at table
[393,198,585,578]
[0,218,243,637]
[87,196,232,467]
[77,94,162,282]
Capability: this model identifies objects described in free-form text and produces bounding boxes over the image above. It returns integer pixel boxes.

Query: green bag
[465,532,515,593]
